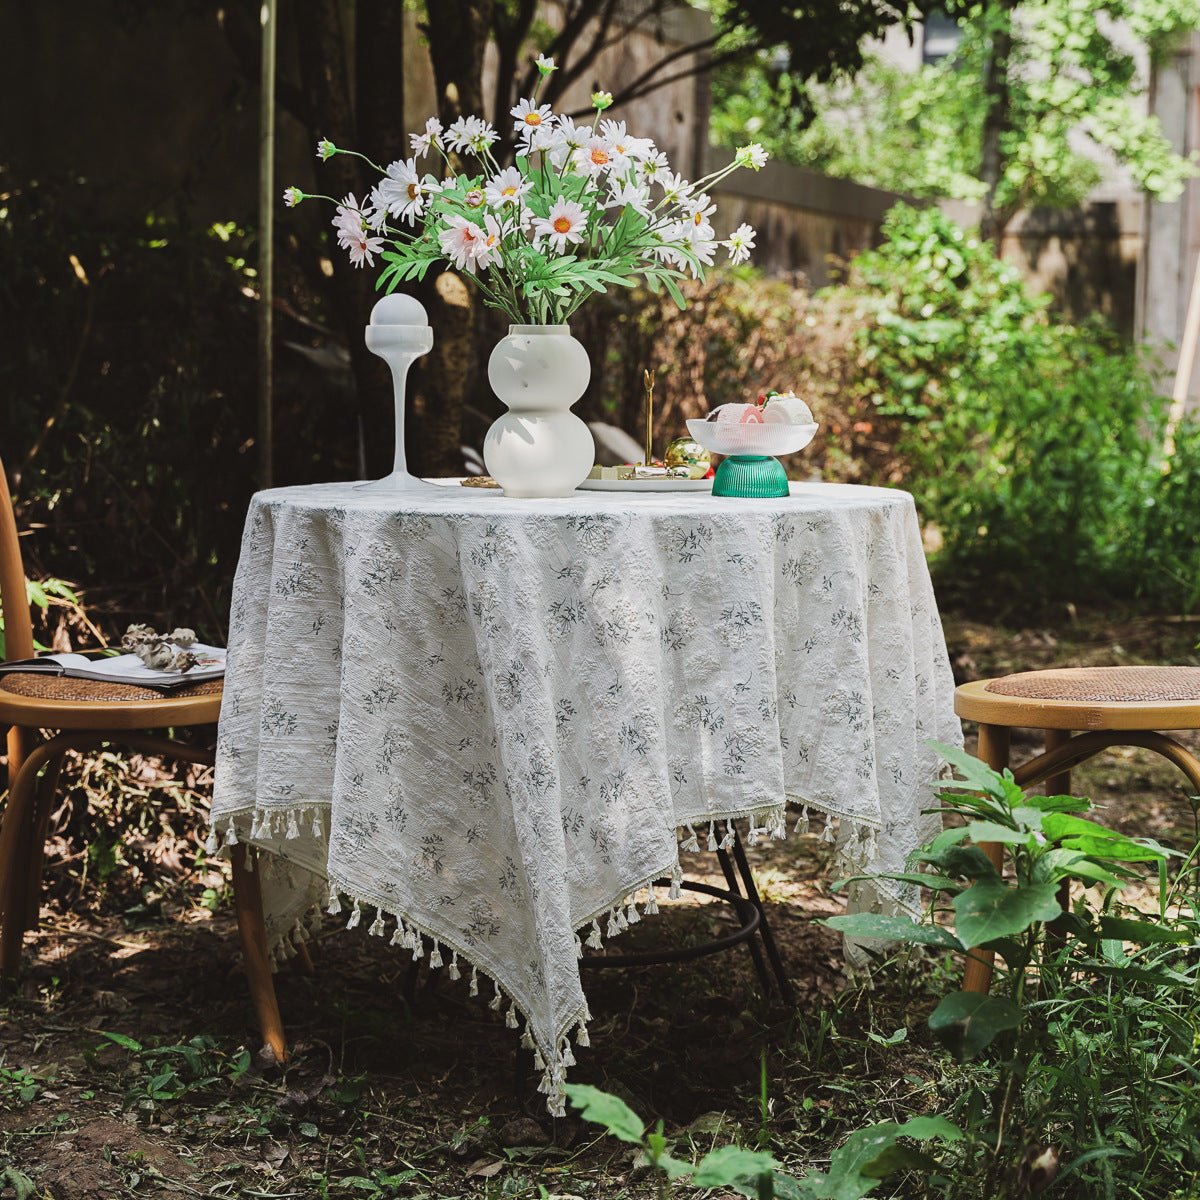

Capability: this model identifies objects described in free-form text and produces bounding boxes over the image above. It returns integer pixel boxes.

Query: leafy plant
[564,1082,962,1199]
[829,743,1200,1197]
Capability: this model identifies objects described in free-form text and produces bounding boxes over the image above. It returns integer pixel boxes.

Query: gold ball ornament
[664,437,712,480]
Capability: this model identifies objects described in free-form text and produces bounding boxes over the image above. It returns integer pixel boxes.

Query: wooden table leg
[230,845,287,1063]
[1044,728,1073,936]
[962,723,1010,995]
[0,751,44,982]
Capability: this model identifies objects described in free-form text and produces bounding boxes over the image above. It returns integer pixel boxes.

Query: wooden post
[962,723,1010,994]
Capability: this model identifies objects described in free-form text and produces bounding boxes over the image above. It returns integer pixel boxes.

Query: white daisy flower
[376,158,442,225]
[533,197,588,252]
[735,142,769,170]
[687,225,717,275]
[466,119,499,154]
[282,186,304,207]
[548,117,591,168]
[332,193,366,247]
[575,135,615,177]
[606,179,652,217]
[683,192,717,237]
[635,151,670,185]
[409,116,443,158]
[511,98,553,138]
[474,213,504,271]
[445,116,498,155]
[659,172,693,206]
[347,230,384,268]
[535,53,557,74]
[439,215,485,272]
[484,166,531,208]
[599,119,654,164]
[725,222,757,265]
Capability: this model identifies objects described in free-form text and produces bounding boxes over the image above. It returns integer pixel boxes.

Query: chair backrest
[0,456,34,663]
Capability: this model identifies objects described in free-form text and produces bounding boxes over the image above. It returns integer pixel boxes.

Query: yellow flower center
[524,113,542,126]
[553,216,572,234]
[590,147,609,166]
[693,211,704,225]
[502,186,518,197]
[407,183,420,200]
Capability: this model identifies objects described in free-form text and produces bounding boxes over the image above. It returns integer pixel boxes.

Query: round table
[211,480,961,1112]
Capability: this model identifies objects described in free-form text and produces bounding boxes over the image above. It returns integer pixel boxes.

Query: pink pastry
[706,403,765,424]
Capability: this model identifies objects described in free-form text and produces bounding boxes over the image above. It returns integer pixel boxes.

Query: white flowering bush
[285,58,765,325]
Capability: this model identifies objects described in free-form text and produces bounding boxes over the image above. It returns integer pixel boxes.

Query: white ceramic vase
[483,324,596,498]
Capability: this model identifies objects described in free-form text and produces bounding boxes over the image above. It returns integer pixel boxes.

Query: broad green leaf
[1035,849,1122,887]
[692,1145,779,1189]
[928,991,1022,1060]
[930,741,1011,798]
[824,913,963,950]
[1097,916,1193,945]
[964,820,1031,845]
[953,880,1061,948]
[806,1116,963,1199]
[1023,793,1091,814]
[1063,834,1170,863]
[921,843,1001,880]
[564,1083,644,1144]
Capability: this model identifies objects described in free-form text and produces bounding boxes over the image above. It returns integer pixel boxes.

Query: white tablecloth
[211,481,960,1112]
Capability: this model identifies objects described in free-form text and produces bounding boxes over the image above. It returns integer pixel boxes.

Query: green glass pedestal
[711,455,790,499]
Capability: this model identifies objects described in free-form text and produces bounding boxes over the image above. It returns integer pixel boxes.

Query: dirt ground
[1,611,1198,1199]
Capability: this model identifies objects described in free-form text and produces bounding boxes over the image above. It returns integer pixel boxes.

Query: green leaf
[98,1031,143,1052]
[928,991,1022,1060]
[1062,834,1170,863]
[693,1145,779,1189]
[1097,916,1193,945]
[1023,793,1091,814]
[930,742,1010,797]
[964,820,1032,845]
[564,1083,644,1144]
[807,1116,963,1199]
[952,879,1061,948]
[919,843,1000,881]
[823,913,963,950]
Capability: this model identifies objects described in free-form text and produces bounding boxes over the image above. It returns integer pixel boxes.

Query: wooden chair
[0,458,285,1061]
[955,666,1200,993]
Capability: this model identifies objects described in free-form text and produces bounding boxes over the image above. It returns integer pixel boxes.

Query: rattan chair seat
[0,672,224,704]
[985,666,1200,704]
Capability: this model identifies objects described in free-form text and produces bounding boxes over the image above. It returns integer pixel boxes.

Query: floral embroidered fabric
[211,481,961,1112]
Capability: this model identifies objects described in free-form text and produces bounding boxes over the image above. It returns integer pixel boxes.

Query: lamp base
[712,455,790,499]
[354,470,439,493]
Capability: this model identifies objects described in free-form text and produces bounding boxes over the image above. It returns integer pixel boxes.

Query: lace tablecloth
[211,480,960,1112]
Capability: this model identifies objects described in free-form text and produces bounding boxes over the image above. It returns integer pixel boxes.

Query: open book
[0,644,226,691]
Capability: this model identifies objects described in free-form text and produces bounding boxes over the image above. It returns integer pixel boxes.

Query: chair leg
[230,844,287,1063]
[715,844,772,993]
[23,753,66,931]
[1043,730,1073,932]
[962,724,1011,995]
[0,753,48,981]
[730,833,794,1004]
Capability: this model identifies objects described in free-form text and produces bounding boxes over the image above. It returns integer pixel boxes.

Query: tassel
[505,1004,519,1030]
[285,811,300,839]
[521,1026,535,1050]
[795,806,810,835]
[489,982,503,1011]
[448,953,461,981]
[575,1022,590,1048]
[706,822,718,852]
[345,900,362,929]
[586,920,603,950]
[469,968,479,997]
[864,828,878,859]
[681,823,700,853]
[243,849,255,874]
[429,943,443,969]
[721,819,736,850]
[606,909,621,939]
[548,1091,567,1119]
[368,910,385,937]
[411,935,424,961]
[204,829,219,854]
[534,1048,546,1071]
[669,866,682,900]
[389,921,405,946]
[561,1041,576,1068]
[820,817,836,844]
[643,884,659,915]
[225,820,239,847]
[574,933,584,958]
[626,899,641,925]
[311,811,323,837]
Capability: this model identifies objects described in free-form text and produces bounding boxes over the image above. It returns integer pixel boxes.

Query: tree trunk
[294,0,395,479]
[979,0,1017,247]
[410,0,496,476]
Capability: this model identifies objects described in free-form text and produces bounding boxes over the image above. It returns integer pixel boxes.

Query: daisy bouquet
[284,57,765,325]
